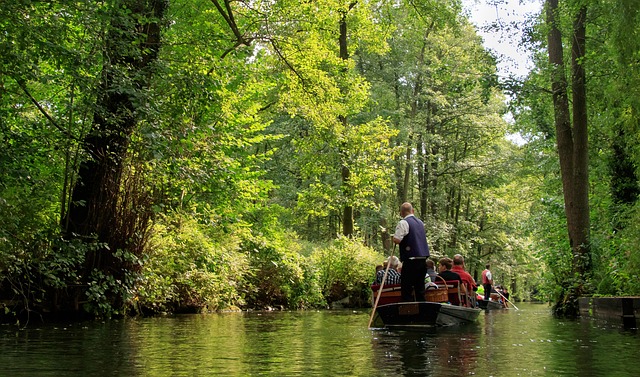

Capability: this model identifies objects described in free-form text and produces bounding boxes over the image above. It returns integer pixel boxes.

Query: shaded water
[2,303,638,376]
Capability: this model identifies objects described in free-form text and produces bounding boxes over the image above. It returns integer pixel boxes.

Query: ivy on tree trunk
[61,0,167,315]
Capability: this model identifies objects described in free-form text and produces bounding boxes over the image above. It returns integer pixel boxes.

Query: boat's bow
[373,301,441,328]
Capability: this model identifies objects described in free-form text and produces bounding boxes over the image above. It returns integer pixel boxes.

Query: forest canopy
[1,0,639,321]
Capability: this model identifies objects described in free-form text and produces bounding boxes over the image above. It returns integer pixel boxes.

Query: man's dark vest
[399,216,430,261]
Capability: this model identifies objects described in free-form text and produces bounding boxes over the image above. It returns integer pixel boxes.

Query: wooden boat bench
[371,284,402,305]
[434,280,472,307]
[371,281,472,307]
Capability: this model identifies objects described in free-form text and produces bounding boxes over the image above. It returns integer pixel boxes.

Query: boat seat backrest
[371,284,401,292]
[435,280,465,306]
[370,284,402,305]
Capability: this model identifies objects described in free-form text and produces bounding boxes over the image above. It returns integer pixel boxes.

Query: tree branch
[210,0,253,58]
[15,78,80,142]
[269,39,306,85]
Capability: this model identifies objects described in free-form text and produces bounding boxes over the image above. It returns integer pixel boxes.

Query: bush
[309,237,382,307]
[601,204,640,296]
[136,211,385,313]
[135,213,248,313]
[239,216,325,310]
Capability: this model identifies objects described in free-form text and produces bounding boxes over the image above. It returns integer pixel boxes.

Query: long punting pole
[368,244,396,329]
[496,289,519,310]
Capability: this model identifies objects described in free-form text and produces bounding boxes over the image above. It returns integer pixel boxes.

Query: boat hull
[373,302,481,328]
[437,304,482,325]
[478,299,506,310]
[374,302,440,328]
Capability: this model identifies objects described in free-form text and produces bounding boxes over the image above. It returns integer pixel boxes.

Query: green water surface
[1,303,638,376]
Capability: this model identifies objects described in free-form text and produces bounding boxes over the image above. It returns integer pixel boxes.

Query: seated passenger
[437,257,462,283]
[425,259,438,283]
[437,257,465,305]
[373,264,384,284]
[375,256,402,285]
[503,287,510,300]
[451,254,477,294]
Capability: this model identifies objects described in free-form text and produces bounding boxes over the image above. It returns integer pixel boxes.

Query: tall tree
[339,2,358,237]
[545,0,590,315]
[61,0,168,313]
[259,0,395,239]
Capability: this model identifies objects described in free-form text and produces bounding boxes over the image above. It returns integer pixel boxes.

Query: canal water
[1,303,638,376]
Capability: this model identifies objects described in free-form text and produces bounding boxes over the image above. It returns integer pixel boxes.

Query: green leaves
[12,0,639,317]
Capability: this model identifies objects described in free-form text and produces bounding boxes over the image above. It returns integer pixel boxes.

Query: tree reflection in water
[3,304,640,376]
[371,324,481,376]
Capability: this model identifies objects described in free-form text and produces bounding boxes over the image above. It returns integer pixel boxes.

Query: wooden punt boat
[370,281,481,328]
[478,292,509,310]
[478,299,506,310]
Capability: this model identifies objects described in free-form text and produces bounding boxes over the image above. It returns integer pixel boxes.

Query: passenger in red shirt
[452,254,477,306]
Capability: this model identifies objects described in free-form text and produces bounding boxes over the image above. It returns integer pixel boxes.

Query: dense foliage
[1,0,639,322]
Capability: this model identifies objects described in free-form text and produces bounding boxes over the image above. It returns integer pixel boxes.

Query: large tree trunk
[339,8,354,237]
[337,2,361,237]
[401,137,412,204]
[401,24,433,212]
[546,0,590,317]
[61,0,167,314]
[569,5,590,283]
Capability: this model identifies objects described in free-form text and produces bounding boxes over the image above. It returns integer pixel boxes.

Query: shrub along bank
[1,211,383,322]
[134,213,381,314]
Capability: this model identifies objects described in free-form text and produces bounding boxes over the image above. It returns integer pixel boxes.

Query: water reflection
[370,323,481,376]
[2,304,640,376]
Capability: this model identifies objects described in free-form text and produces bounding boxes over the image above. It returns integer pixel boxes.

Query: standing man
[393,202,430,302]
[481,263,493,301]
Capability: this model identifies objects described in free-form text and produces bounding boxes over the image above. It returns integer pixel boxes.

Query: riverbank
[579,296,640,328]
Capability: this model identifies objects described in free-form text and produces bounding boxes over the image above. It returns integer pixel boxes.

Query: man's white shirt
[393,214,415,242]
